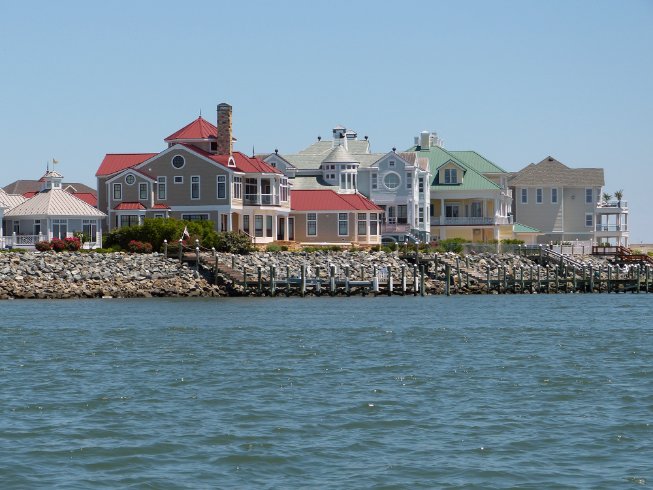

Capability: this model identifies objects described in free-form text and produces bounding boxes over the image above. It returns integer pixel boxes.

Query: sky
[1,1,651,242]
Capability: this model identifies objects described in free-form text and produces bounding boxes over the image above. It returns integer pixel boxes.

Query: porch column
[257,178,262,205]
[284,215,289,241]
[272,214,277,241]
[227,212,233,232]
[440,199,445,220]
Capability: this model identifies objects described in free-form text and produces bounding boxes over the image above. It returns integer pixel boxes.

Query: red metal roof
[152,203,170,209]
[22,191,37,198]
[179,144,281,174]
[114,202,146,210]
[291,190,382,212]
[72,192,97,207]
[96,153,157,177]
[164,117,217,142]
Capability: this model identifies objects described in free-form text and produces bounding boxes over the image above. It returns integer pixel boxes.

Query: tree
[602,192,612,204]
[614,189,624,204]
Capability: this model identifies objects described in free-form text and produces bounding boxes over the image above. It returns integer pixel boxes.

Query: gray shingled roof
[323,145,359,164]
[289,175,338,190]
[5,188,106,218]
[509,156,604,187]
[3,179,97,196]
[297,139,370,156]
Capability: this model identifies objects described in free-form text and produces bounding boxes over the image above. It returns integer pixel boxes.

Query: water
[1,295,651,489]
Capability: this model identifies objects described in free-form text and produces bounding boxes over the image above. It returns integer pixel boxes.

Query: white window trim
[181,213,210,221]
[307,213,317,236]
[536,188,543,204]
[338,213,349,236]
[157,177,167,201]
[444,168,458,184]
[113,183,122,201]
[551,188,558,204]
[585,188,593,204]
[125,174,136,185]
[191,175,200,200]
[371,173,378,190]
[217,175,227,199]
[174,176,184,184]
[406,172,412,189]
[585,213,594,227]
[521,188,528,204]
[139,182,148,201]
[383,171,401,190]
[171,155,185,169]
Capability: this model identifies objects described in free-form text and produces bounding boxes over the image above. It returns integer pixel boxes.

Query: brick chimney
[216,103,233,155]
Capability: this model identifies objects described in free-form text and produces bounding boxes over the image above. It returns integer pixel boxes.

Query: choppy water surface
[1,295,652,489]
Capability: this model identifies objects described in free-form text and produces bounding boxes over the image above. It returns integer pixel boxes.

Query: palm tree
[614,189,624,206]
[602,192,612,204]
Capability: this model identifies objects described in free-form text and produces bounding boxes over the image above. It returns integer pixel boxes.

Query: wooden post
[270,265,276,296]
[387,266,393,296]
[637,265,641,294]
[286,265,290,297]
[329,265,336,296]
[607,266,611,293]
[401,265,406,296]
[536,266,541,293]
[257,266,262,295]
[360,265,365,281]
[345,266,350,296]
[214,253,219,285]
[178,239,183,263]
[555,268,559,293]
[503,266,508,293]
[163,239,168,258]
[195,247,200,273]
[315,266,321,296]
[589,265,594,293]
[420,265,425,297]
[520,267,524,293]
[242,266,248,291]
[572,267,577,292]
[300,264,306,298]
[486,267,491,294]
[445,264,451,296]
[413,265,418,296]
[456,257,461,288]
[530,266,534,294]
[232,255,236,270]
[646,265,650,293]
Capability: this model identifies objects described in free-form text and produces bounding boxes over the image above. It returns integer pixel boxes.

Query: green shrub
[500,238,525,245]
[214,231,254,254]
[438,238,468,253]
[266,244,283,252]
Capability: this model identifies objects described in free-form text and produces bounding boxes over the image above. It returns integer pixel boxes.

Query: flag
[52,158,59,164]
[182,226,190,240]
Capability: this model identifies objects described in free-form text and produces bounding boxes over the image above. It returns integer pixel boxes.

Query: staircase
[593,245,653,266]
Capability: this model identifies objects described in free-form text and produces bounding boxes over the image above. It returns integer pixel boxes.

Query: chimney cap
[392,147,396,152]
[274,149,278,154]
[318,136,321,141]
[364,135,368,140]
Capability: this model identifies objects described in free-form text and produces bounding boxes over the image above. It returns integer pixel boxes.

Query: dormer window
[444,168,458,184]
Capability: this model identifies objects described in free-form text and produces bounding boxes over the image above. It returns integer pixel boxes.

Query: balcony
[243,193,280,206]
[596,201,628,212]
[595,224,628,232]
[431,216,513,226]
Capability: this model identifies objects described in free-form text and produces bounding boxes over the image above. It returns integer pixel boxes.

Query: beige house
[509,156,627,246]
[96,104,291,244]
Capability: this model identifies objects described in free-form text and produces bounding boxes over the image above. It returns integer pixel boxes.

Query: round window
[172,155,185,169]
[383,172,401,189]
[125,174,136,185]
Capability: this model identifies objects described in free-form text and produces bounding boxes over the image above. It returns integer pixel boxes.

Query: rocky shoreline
[0,250,616,300]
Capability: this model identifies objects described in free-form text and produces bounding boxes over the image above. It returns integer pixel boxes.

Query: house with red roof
[291,189,382,245]
[96,103,292,243]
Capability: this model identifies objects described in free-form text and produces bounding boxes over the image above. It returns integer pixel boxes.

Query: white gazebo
[3,171,106,248]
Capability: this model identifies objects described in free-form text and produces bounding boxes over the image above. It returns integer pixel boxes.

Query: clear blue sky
[1,1,651,241]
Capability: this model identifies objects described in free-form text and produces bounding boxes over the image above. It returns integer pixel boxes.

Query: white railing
[431,216,513,226]
[596,224,628,232]
[243,193,280,206]
[596,200,628,210]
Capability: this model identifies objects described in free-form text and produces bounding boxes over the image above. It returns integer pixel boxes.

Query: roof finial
[199,108,202,118]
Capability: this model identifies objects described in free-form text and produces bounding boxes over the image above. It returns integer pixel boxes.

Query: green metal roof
[406,145,500,191]
[449,150,507,174]
[513,222,541,233]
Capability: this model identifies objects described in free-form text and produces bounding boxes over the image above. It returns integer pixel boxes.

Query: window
[139,183,148,200]
[34,220,41,236]
[307,213,317,236]
[406,172,412,189]
[551,188,558,203]
[470,201,483,217]
[119,215,140,228]
[371,173,378,190]
[389,160,395,167]
[243,215,250,234]
[370,213,378,235]
[113,183,122,200]
[245,178,257,201]
[181,214,209,221]
[585,188,593,204]
[418,177,424,193]
[210,141,217,152]
[288,217,295,241]
[174,176,183,184]
[397,205,408,224]
[191,176,200,200]
[255,215,263,237]
[82,219,97,241]
[536,188,543,204]
[280,177,288,202]
[153,213,164,219]
[338,213,348,236]
[444,168,458,184]
[419,207,424,223]
[521,188,528,204]
[233,176,242,199]
[157,177,166,200]
[125,174,135,185]
[585,213,593,227]
[172,155,185,169]
[383,172,400,190]
[266,216,273,237]
[217,175,226,199]
[358,213,367,235]
[445,204,460,218]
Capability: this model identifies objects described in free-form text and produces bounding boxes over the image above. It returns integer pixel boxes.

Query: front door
[278,217,285,240]
[288,217,295,241]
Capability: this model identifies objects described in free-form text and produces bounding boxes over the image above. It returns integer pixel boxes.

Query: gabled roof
[513,222,541,233]
[180,144,282,174]
[323,145,358,164]
[297,139,371,156]
[407,145,500,191]
[291,189,382,211]
[289,175,338,191]
[509,156,605,187]
[96,153,157,177]
[71,192,98,207]
[5,188,106,218]
[164,116,218,142]
[449,150,507,174]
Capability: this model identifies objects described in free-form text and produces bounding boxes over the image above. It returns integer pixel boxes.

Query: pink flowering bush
[127,240,153,254]
[64,236,81,251]
[35,241,52,251]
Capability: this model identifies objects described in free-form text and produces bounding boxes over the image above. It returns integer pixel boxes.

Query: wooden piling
[445,264,451,296]
[387,266,393,296]
[420,265,425,297]
[401,265,406,296]
[300,264,306,298]
[269,265,276,296]
[257,266,262,294]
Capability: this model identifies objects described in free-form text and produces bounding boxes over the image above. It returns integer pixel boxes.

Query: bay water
[1,295,651,489]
